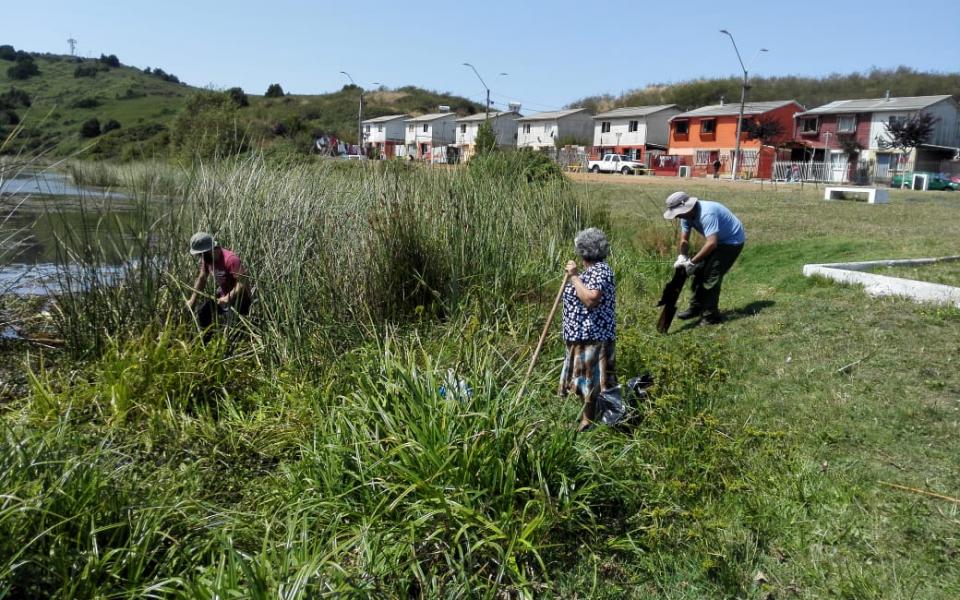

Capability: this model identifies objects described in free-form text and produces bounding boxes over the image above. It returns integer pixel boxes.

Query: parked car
[889,172,959,191]
[587,153,646,175]
[340,154,368,161]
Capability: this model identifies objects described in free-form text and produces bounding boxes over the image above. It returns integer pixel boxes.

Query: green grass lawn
[578,178,960,598]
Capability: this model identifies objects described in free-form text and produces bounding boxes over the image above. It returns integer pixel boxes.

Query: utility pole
[67,37,77,56]
[719,30,767,181]
[463,63,508,120]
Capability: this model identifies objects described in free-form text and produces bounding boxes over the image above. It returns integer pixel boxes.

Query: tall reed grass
[53,157,599,363]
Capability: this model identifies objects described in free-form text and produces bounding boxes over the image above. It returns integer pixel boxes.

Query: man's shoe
[700,313,724,325]
[677,308,702,320]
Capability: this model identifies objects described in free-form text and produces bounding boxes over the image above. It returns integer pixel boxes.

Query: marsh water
[1,170,140,295]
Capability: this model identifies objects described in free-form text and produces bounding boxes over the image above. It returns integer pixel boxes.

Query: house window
[628,120,639,132]
[523,123,531,134]
[461,124,467,134]
[700,119,716,134]
[422,124,429,133]
[695,150,711,165]
[601,121,611,133]
[887,115,907,128]
[740,150,758,167]
[800,117,818,133]
[377,124,383,132]
[674,120,689,135]
[837,115,856,133]
[408,125,415,132]
[364,125,371,133]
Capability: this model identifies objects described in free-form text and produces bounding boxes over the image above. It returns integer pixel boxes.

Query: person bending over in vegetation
[663,191,745,325]
[559,228,618,432]
[186,232,251,331]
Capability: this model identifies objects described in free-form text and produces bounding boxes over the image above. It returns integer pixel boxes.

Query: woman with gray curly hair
[558,227,618,431]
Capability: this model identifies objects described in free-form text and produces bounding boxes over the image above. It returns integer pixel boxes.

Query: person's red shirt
[211,248,244,298]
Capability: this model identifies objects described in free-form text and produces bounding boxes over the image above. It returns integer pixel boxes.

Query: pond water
[1,171,144,296]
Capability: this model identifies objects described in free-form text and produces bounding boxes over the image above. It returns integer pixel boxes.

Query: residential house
[668,100,802,179]
[362,114,407,159]
[516,108,593,150]
[592,105,679,163]
[793,95,960,181]
[404,112,459,161]
[454,111,522,160]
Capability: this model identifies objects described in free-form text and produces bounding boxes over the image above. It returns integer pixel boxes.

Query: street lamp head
[719,29,730,35]
[760,48,769,52]
[462,62,472,67]
[498,72,508,76]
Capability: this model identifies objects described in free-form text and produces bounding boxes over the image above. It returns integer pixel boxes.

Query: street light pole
[340,71,363,152]
[719,31,767,181]
[462,62,490,119]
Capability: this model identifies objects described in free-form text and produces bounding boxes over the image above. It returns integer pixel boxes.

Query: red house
[667,100,803,179]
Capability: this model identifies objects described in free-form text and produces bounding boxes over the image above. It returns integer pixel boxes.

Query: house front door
[829,151,848,182]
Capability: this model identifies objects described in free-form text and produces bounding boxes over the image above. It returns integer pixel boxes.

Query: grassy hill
[570,66,960,113]
[0,46,482,161]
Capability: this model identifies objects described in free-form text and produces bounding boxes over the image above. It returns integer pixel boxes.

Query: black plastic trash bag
[596,385,627,426]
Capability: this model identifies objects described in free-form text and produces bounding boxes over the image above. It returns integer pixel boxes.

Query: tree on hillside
[98,54,120,68]
[879,111,938,186]
[227,87,249,107]
[0,45,16,61]
[7,56,39,80]
[265,84,285,98]
[102,119,122,133]
[170,91,249,160]
[474,120,497,156]
[80,118,102,138]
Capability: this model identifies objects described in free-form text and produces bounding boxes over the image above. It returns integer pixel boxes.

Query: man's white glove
[673,254,689,269]
[682,259,699,275]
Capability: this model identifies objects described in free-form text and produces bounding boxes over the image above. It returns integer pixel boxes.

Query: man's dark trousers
[689,243,743,321]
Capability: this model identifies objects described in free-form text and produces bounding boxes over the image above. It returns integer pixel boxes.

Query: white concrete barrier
[824,186,889,204]
[803,256,960,307]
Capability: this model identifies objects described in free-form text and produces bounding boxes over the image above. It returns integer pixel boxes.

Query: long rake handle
[516,273,569,401]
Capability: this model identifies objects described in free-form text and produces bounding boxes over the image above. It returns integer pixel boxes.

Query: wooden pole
[515,273,569,402]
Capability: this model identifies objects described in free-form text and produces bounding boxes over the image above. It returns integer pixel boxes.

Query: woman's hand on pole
[564,260,579,277]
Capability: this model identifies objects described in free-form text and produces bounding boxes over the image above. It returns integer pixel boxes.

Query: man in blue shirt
[663,191,745,324]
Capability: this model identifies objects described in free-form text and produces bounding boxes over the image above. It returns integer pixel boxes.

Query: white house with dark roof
[455,111,522,160]
[516,108,594,150]
[404,112,459,161]
[362,114,407,158]
[794,94,960,178]
[592,104,680,162]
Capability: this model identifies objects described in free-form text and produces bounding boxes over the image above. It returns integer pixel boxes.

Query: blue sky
[8,0,958,110]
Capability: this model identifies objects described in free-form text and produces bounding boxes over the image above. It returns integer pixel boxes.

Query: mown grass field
[578,176,960,597]
[1,161,958,598]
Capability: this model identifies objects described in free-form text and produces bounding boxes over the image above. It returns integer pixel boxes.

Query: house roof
[672,100,800,119]
[592,105,677,119]
[516,108,589,122]
[797,95,954,116]
[405,112,457,122]
[362,114,408,124]
[455,110,522,122]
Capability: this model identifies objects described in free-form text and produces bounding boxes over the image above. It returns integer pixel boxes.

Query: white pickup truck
[588,153,645,175]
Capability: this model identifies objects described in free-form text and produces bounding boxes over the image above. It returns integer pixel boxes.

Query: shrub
[98,53,120,68]
[468,149,566,185]
[0,87,31,108]
[0,109,18,126]
[74,64,100,78]
[226,87,248,107]
[70,97,101,109]
[102,119,121,133]
[0,45,15,61]
[7,57,39,80]
[170,91,249,160]
[80,118,101,138]
[264,83,284,98]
